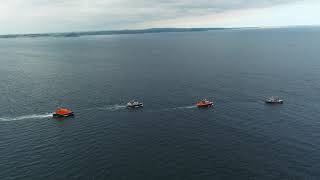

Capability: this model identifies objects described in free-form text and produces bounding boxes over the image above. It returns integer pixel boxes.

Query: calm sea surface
[1,27,320,179]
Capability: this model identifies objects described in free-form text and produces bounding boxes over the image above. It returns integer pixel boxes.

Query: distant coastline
[0,28,234,39]
[0,26,318,39]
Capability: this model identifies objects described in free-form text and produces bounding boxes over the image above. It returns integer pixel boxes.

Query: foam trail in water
[96,105,127,111]
[164,105,197,111]
[0,113,53,122]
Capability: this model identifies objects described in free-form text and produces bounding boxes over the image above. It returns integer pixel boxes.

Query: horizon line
[0,25,319,38]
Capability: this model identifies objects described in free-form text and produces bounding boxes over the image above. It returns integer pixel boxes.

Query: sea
[1,27,320,179]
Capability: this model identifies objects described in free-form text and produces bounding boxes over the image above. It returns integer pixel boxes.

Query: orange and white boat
[53,108,74,118]
[196,99,213,108]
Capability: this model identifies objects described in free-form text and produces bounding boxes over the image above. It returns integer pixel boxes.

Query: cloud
[0,0,318,34]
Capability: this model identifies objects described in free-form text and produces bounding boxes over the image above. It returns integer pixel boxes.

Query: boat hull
[127,104,143,108]
[52,112,74,118]
[265,101,283,104]
[197,103,213,108]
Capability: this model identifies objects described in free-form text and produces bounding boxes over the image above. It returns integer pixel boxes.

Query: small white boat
[127,100,143,108]
[265,96,283,104]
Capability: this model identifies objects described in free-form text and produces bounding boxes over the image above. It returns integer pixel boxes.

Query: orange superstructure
[53,108,74,118]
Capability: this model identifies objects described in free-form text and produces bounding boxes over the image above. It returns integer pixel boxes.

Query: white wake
[96,104,127,111]
[164,105,197,111]
[0,113,53,122]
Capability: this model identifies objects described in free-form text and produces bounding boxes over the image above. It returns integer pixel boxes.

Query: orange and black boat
[196,99,213,108]
[53,108,74,118]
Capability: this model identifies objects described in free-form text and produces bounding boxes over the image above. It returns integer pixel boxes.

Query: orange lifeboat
[196,99,213,108]
[53,108,74,118]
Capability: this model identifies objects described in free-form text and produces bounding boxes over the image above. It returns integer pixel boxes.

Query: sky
[0,0,319,34]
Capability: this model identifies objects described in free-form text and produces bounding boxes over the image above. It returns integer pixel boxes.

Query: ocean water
[1,27,320,179]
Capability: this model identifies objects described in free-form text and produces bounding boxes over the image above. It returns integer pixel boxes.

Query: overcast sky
[0,0,319,34]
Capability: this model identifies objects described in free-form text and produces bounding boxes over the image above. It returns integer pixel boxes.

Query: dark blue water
[1,27,320,179]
